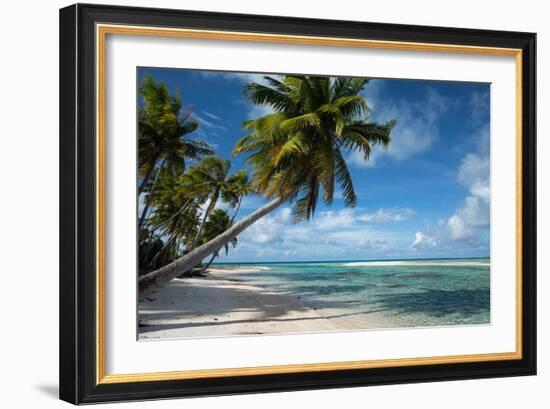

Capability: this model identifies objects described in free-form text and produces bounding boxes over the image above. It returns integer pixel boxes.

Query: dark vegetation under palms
[138,74,395,296]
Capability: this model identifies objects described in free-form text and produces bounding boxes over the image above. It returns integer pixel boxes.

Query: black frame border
[59,3,536,404]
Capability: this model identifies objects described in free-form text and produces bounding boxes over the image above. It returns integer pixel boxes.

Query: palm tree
[177,209,238,277]
[196,209,238,274]
[141,168,202,270]
[140,164,250,274]
[138,75,212,229]
[182,156,234,250]
[148,207,200,269]
[139,75,394,296]
[224,170,252,224]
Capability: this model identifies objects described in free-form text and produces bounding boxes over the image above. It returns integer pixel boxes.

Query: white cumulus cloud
[357,207,415,223]
[411,231,438,249]
[411,122,490,252]
[447,152,490,240]
[350,86,451,168]
[315,209,355,229]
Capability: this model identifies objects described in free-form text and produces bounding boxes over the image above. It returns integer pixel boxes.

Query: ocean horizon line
[212,256,490,266]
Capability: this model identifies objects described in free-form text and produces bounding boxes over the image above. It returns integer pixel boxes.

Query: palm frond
[280,112,321,132]
[243,82,295,111]
[234,74,394,222]
[333,146,357,207]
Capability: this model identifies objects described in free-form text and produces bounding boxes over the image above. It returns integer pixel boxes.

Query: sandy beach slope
[138,267,390,339]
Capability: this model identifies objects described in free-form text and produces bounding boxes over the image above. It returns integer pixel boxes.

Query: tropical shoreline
[138,266,395,339]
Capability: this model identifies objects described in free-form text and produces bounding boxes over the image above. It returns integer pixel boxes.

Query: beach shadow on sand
[138,308,387,333]
[141,280,311,319]
[138,278,388,335]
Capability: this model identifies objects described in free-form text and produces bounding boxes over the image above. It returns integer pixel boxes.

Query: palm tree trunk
[138,157,166,230]
[230,195,243,224]
[149,231,178,266]
[139,152,161,194]
[199,252,218,273]
[194,196,241,273]
[189,192,218,250]
[148,198,193,234]
[139,197,285,297]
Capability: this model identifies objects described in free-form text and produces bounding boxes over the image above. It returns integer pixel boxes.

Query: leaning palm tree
[139,75,394,296]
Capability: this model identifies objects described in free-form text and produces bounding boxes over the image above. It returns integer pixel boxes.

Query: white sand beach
[138,267,391,339]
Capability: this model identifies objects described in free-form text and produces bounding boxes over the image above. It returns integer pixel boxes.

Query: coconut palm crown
[138,75,212,193]
[233,75,395,222]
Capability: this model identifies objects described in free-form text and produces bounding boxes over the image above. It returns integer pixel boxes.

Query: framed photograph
[59,3,536,404]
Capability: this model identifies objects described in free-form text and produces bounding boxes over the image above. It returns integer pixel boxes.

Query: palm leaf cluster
[234,75,395,222]
[139,75,212,193]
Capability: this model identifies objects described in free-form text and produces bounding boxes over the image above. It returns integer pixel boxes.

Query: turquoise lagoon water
[215,258,490,328]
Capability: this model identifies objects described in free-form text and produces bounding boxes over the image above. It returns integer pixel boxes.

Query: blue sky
[138,68,490,262]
